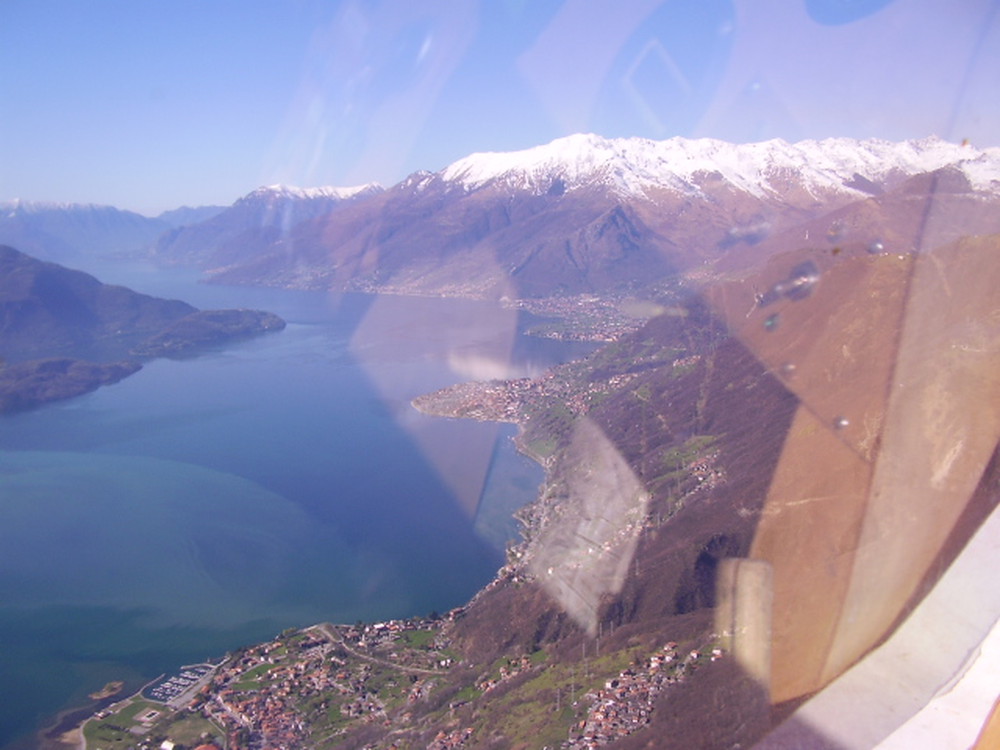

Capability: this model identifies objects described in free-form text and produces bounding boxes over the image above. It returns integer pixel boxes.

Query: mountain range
[148,182,382,268]
[0,199,229,265]
[5,135,998,301]
[154,134,1000,298]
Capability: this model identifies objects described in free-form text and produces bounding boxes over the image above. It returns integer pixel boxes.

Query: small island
[87,681,124,702]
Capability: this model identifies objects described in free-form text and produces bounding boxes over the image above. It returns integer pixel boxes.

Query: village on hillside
[75,608,723,750]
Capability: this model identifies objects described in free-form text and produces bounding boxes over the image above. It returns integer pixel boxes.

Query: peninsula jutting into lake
[0,245,286,413]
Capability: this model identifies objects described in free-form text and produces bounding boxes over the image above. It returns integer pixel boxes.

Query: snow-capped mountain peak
[441,134,656,194]
[439,134,1000,199]
[1,198,123,217]
[246,183,384,203]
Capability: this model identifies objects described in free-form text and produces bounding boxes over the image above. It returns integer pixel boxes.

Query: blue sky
[2,0,998,215]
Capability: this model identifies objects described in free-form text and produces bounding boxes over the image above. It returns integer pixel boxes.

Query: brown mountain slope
[205,166,1000,305]
[207,180,680,299]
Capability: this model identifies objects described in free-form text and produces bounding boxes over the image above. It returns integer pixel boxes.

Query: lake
[0,265,595,749]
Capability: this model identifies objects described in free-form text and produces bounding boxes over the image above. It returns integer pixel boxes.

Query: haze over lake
[0,264,594,749]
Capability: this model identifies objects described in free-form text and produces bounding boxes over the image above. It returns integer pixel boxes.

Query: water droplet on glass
[783,260,820,300]
[833,416,849,429]
[760,260,821,306]
[764,313,780,331]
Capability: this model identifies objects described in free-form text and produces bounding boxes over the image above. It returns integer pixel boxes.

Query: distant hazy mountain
[156,204,227,229]
[151,183,384,268]
[0,199,169,262]
[166,135,1000,299]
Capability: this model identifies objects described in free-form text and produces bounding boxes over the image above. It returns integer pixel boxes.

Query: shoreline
[37,673,166,750]
[42,368,560,750]
[37,703,97,750]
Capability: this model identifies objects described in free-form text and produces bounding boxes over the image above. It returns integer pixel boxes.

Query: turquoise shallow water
[0,451,328,623]
[0,270,594,748]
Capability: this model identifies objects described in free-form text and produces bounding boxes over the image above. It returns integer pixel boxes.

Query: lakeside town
[69,608,724,750]
[70,614,456,750]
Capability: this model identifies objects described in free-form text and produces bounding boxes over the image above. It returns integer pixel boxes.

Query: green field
[82,695,224,750]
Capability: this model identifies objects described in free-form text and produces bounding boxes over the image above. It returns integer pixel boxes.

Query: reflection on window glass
[0,1,998,749]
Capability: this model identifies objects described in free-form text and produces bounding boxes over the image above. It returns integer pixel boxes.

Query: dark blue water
[0,266,594,748]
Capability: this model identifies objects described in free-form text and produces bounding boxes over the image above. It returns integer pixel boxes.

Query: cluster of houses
[212,686,307,749]
[336,618,456,672]
[685,449,726,491]
[565,643,722,749]
[334,662,388,721]
[190,619,451,749]
[84,611,728,750]
[427,725,476,749]
[197,641,319,749]
[513,294,646,342]
[413,352,642,430]
[475,653,538,695]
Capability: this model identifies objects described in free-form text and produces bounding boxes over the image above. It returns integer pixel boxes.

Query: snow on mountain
[1,198,140,218]
[440,134,1000,199]
[165,134,1000,299]
[151,183,384,267]
[241,183,384,203]
[0,199,168,261]
[224,183,384,232]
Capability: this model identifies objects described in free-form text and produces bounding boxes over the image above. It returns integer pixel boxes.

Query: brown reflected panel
[705,231,1000,704]
[749,406,872,702]
[704,242,911,702]
[825,234,1000,682]
[708,245,913,463]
